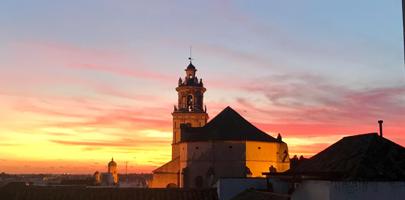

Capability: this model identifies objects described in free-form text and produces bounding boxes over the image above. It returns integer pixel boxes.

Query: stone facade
[151,61,208,188]
[179,140,290,188]
[150,60,290,188]
[172,62,208,159]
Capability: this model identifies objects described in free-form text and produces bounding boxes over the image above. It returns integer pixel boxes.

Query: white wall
[291,180,405,200]
[291,180,330,200]
[330,181,405,200]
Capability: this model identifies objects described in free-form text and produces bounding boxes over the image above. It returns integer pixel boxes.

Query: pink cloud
[237,73,405,123]
[210,73,405,151]
[6,40,173,84]
[91,83,160,101]
[69,63,172,83]
[50,137,169,148]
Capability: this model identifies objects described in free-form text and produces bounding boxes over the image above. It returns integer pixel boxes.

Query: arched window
[187,95,193,111]
[182,167,189,188]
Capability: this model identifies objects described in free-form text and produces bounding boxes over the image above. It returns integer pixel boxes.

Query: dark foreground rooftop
[0,183,218,200]
[283,133,405,181]
[181,106,280,143]
[231,189,290,200]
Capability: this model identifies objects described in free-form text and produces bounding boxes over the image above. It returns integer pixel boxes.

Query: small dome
[186,62,196,70]
[108,158,117,167]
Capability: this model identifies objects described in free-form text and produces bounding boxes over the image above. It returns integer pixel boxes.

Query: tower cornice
[175,85,206,93]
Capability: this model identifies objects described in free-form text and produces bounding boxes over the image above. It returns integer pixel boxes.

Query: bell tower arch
[172,59,208,159]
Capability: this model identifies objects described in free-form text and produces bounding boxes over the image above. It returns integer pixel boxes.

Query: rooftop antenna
[402,0,405,76]
[403,0,405,64]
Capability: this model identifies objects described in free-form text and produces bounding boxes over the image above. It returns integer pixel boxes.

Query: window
[187,95,193,111]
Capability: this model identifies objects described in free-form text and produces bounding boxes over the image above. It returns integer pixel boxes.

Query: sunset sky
[0,0,404,174]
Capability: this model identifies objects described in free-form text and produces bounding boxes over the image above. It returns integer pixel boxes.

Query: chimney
[378,120,383,137]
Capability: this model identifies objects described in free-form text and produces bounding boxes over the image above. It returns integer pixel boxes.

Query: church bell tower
[172,59,208,159]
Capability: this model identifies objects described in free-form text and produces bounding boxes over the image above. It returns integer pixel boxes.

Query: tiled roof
[181,106,279,143]
[0,184,218,200]
[287,133,405,181]
[186,63,196,70]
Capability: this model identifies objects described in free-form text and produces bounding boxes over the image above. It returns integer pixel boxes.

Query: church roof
[285,133,405,181]
[108,158,116,167]
[186,62,196,70]
[180,106,280,143]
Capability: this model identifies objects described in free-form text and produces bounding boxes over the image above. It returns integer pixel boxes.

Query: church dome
[186,62,196,70]
[108,158,117,167]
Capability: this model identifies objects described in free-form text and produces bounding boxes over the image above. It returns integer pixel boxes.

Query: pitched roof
[186,62,196,70]
[287,133,405,181]
[181,106,279,143]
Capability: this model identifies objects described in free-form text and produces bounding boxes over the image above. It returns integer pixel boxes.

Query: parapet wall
[0,184,218,200]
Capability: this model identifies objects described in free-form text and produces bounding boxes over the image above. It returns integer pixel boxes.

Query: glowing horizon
[0,0,404,174]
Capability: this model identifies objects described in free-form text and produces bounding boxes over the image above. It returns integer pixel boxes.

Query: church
[150,60,290,188]
[93,158,119,186]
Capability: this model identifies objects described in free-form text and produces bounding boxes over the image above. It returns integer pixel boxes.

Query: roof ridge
[181,106,278,142]
[347,134,377,180]
[208,106,265,130]
[342,132,378,139]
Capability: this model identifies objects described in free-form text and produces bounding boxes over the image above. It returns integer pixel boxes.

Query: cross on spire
[188,46,193,63]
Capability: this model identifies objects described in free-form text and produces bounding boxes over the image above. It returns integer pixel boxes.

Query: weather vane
[188,46,193,63]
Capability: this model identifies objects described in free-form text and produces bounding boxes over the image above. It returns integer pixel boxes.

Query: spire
[189,46,193,64]
[186,46,196,71]
[185,53,197,79]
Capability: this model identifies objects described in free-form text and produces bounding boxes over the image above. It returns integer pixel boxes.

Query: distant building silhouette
[93,171,101,185]
[91,158,119,186]
[289,155,308,169]
[151,59,290,188]
[106,158,119,185]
